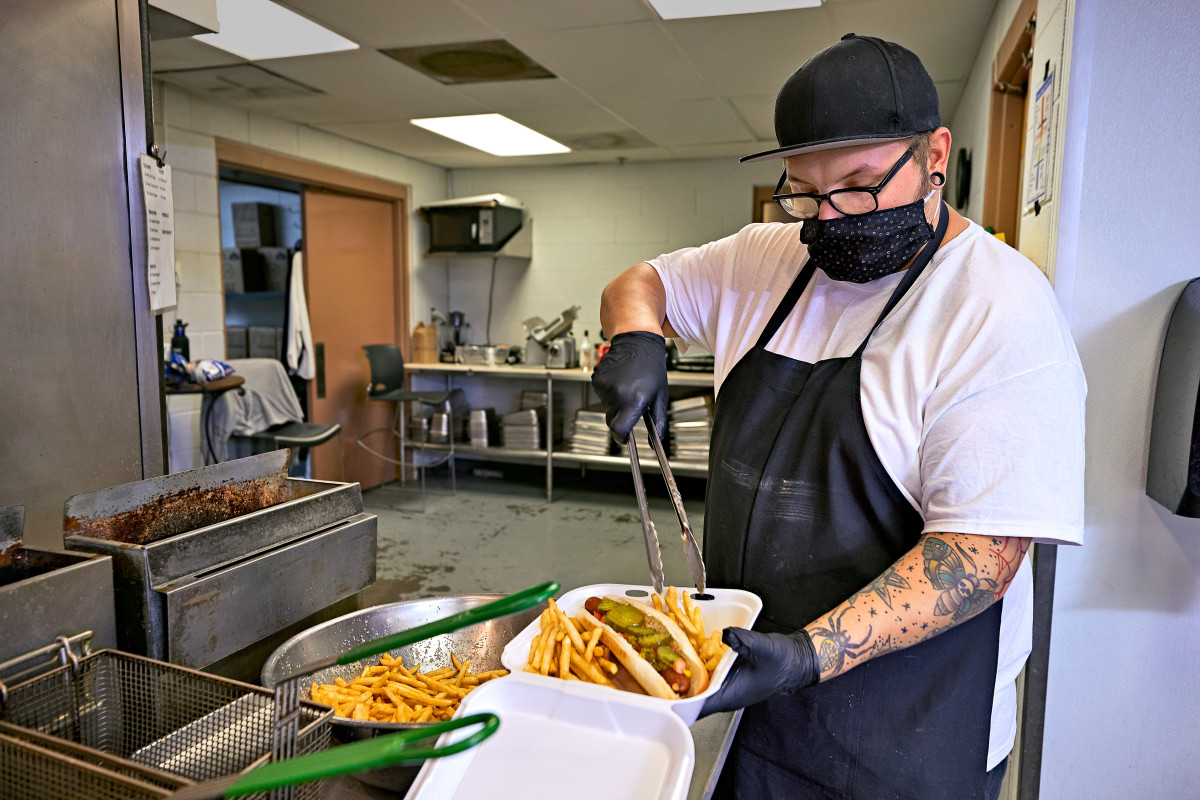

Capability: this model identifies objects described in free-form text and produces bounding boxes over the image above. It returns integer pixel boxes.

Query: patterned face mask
[799,188,939,283]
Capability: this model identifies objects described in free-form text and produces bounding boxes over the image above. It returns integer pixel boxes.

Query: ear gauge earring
[931,172,946,187]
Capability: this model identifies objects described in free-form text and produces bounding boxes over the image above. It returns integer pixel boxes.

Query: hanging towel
[208,358,305,462]
[285,250,316,379]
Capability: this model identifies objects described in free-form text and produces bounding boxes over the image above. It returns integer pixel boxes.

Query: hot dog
[575,595,709,699]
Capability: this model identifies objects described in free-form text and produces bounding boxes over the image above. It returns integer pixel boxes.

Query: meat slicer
[523,306,580,367]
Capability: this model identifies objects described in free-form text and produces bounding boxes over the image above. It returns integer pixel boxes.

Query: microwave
[420,193,525,254]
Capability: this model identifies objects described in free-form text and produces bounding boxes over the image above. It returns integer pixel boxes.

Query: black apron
[707,204,1002,799]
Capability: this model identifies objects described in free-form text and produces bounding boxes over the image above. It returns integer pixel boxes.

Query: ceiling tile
[253,50,490,122]
[824,0,997,82]
[666,141,767,160]
[279,0,499,49]
[505,106,633,138]
[317,118,483,161]
[454,0,653,34]
[608,99,755,146]
[512,22,714,105]
[662,9,836,97]
[151,37,242,72]
[729,95,777,141]
[151,0,999,167]
[455,78,599,113]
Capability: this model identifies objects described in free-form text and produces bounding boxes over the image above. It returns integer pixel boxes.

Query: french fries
[310,650,508,723]
[525,589,730,693]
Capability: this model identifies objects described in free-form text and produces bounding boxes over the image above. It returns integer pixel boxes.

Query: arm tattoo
[858,564,911,609]
[804,533,1030,682]
[922,537,995,622]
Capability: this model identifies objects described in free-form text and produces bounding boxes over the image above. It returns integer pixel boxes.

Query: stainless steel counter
[326,708,741,799]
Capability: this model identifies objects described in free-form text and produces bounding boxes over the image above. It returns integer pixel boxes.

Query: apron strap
[852,201,950,358]
[754,259,820,349]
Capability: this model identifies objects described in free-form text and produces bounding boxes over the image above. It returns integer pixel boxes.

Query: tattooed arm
[803,533,1030,682]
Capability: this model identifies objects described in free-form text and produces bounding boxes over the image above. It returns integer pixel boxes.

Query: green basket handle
[226,712,500,796]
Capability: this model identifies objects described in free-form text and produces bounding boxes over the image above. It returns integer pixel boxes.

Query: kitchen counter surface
[407,361,714,387]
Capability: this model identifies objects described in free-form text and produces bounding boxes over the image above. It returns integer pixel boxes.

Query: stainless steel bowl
[261,594,542,791]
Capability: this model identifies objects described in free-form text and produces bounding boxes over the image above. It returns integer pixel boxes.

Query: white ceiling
[151,0,999,169]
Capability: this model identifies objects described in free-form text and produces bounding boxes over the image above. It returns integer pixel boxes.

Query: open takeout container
[499,583,763,726]
[405,673,695,800]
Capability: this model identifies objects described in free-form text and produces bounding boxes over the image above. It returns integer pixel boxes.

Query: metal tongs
[626,411,706,597]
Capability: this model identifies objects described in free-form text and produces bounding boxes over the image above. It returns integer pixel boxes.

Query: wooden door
[304,189,398,486]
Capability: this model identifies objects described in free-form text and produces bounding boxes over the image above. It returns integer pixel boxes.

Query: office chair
[354,344,463,503]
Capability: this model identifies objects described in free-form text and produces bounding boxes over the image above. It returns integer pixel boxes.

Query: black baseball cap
[741,33,941,163]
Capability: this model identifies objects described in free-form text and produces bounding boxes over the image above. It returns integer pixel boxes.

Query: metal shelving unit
[407,441,710,480]
[405,363,714,500]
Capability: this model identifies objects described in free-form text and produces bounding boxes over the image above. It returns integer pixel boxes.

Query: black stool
[232,421,345,480]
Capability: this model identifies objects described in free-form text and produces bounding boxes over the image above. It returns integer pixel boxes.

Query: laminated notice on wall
[1024,71,1055,210]
[139,154,177,313]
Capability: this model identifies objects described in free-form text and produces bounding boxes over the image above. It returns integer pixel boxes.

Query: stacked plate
[568,407,612,455]
[669,395,713,461]
[616,419,654,459]
[469,408,497,448]
[500,408,541,450]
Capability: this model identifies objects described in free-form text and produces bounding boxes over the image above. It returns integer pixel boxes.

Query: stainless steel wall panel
[0,0,159,550]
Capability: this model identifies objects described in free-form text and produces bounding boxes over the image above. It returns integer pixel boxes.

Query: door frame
[214,139,412,360]
[983,0,1037,250]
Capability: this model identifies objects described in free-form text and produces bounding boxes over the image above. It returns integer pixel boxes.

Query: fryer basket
[0,730,172,800]
[1,650,331,800]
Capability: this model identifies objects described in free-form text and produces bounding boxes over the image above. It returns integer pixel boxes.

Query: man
[592,34,1085,799]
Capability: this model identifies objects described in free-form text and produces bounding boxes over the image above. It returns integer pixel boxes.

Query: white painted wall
[1038,0,1200,795]
[154,84,447,471]
[417,158,779,420]
[442,158,781,348]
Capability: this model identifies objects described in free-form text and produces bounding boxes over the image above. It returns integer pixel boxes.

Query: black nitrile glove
[699,627,820,717]
[591,331,668,444]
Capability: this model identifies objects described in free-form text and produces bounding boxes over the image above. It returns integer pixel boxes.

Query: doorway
[215,140,412,486]
[984,0,1037,250]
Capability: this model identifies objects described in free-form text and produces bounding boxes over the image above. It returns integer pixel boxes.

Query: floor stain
[364,476,704,605]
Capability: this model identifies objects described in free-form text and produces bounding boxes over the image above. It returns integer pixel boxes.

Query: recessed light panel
[647,0,822,19]
[195,0,358,61]
[411,115,570,157]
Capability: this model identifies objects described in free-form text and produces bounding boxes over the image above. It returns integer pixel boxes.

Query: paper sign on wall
[1025,71,1055,209]
[139,154,177,313]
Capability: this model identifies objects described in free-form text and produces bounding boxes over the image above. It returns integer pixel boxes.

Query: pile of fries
[523,588,729,689]
[523,598,618,685]
[652,586,729,676]
[311,652,507,724]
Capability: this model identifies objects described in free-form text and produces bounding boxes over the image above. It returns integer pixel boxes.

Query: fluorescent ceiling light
[195,0,358,61]
[647,0,822,19]
[411,114,571,157]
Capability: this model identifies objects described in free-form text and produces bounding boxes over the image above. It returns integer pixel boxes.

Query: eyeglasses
[772,148,915,219]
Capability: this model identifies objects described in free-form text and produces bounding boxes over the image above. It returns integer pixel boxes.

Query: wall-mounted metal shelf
[405,363,714,500]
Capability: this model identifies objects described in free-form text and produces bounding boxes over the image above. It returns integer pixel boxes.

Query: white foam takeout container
[499,583,763,726]
[405,673,695,800]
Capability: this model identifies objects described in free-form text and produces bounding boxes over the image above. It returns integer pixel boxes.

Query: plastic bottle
[595,329,611,364]
[580,329,594,370]
[171,320,190,362]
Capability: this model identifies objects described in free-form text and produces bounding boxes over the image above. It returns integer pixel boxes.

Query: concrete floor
[360,468,707,606]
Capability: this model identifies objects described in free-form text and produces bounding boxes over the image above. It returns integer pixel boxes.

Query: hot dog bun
[575,596,709,698]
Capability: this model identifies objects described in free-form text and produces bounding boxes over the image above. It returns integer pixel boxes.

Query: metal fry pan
[261,594,544,791]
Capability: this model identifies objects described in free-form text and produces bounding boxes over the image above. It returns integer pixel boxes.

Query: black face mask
[800,189,938,283]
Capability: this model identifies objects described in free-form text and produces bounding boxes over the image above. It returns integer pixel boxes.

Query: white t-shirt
[649,219,1086,770]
